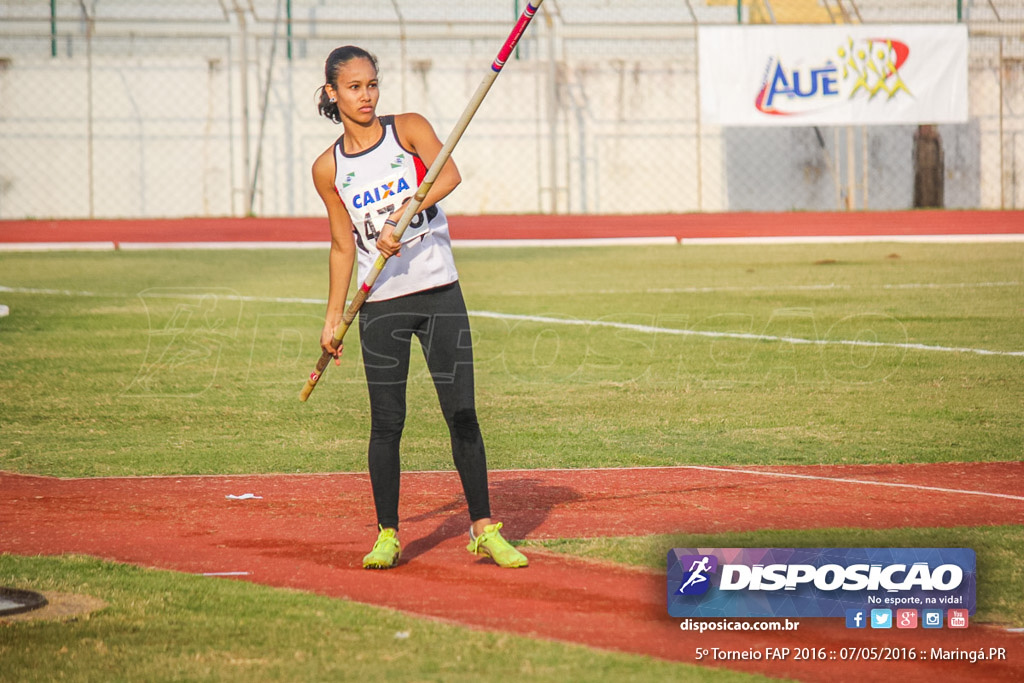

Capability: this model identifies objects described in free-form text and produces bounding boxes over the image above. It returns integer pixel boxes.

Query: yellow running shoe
[362,526,400,569]
[466,522,528,568]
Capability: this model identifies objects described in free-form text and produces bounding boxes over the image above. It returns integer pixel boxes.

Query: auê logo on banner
[697,25,969,126]
[755,37,912,117]
[667,548,976,619]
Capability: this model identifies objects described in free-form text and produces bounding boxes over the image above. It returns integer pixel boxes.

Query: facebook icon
[845,609,867,629]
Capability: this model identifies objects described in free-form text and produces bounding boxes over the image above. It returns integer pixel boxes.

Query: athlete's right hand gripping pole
[300,1,546,402]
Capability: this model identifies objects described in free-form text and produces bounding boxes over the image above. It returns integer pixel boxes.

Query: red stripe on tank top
[414,155,427,185]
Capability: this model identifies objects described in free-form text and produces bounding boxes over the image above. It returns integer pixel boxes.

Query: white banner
[698,25,969,127]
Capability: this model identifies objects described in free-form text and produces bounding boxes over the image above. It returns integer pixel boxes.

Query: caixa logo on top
[667,548,976,619]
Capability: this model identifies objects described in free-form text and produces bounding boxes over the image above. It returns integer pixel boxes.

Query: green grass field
[1,243,1021,476]
[1,242,1021,680]
[0,554,759,683]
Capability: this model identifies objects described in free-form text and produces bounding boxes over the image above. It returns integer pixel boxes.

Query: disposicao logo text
[667,548,975,619]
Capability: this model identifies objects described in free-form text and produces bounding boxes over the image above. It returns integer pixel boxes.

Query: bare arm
[312,146,357,361]
[376,113,462,257]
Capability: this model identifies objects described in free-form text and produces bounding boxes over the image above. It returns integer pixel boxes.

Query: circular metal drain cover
[0,587,48,617]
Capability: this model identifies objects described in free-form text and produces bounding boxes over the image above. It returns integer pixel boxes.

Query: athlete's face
[327,57,379,126]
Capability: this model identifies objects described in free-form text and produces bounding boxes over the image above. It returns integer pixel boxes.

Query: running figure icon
[679,556,713,593]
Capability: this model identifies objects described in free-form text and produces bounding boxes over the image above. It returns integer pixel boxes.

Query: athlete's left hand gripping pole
[300,1,545,402]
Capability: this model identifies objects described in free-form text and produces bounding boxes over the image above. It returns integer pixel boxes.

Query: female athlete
[313,45,527,570]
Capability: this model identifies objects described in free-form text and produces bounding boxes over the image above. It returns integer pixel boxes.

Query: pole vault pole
[300,1,545,401]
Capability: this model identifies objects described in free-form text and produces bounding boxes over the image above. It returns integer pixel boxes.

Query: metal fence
[0,1,1022,219]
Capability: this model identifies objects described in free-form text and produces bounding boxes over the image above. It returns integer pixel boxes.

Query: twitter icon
[870,609,893,629]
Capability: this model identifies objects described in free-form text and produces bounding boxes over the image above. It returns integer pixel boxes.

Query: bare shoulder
[394,112,440,150]
[311,144,341,202]
[312,143,339,191]
[395,112,433,131]
[312,143,336,178]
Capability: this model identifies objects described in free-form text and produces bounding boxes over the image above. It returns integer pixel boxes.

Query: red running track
[3,462,1023,682]
[0,210,1022,244]
[3,213,1022,680]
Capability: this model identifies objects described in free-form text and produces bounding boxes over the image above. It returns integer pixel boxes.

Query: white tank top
[333,115,458,302]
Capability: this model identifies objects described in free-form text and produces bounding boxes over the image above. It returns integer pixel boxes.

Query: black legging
[358,281,490,530]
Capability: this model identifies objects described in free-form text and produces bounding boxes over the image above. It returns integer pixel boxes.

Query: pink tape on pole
[492,2,538,72]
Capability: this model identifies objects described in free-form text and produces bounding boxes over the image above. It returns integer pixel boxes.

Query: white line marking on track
[0,285,107,297]
[455,237,678,247]
[0,242,330,252]
[1,233,1022,252]
[502,281,1023,296]
[200,572,252,576]
[679,234,1024,245]
[116,242,332,251]
[485,465,1024,502]
[0,285,326,305]
[469,310,1024,357]
[4,285,1022,357]
[6,281,1020,300]
[34,465,1023,503]
[0,242,116,252]
[675,465,1024,502]
[880,281,1020,290]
